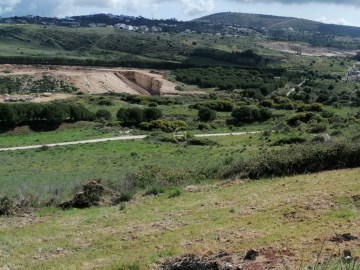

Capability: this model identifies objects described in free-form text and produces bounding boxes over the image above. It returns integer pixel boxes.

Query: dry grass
[0,168,359,269]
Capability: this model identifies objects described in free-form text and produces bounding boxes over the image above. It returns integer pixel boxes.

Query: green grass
[0,139,230,200]
[1,168,359,269]
[0,123,115,148]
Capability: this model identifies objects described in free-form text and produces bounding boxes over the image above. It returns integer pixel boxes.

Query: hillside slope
[1,169,359,269]
[196,12,360,37]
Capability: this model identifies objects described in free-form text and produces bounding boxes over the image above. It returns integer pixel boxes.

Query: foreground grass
[1,169,359,269]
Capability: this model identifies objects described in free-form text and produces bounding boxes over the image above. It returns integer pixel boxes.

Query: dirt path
[194,131,261,138]
[0,131,264,152]
[0,135,147,152]
[287,79,307,97]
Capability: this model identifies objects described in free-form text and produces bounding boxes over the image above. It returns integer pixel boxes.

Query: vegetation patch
[58,180,106,209]
[225,142,360,179]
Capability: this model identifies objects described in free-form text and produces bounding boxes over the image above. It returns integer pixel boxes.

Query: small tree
[198,107,216,122]
[96,109,112,121]
[143,107,163,122]
[231,106,271,125]
[117,107,144,126]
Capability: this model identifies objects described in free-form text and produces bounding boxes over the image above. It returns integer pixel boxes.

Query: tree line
[0,103,94,126]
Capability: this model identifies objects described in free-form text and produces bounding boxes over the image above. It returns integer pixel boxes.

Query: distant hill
[195,12,360,37]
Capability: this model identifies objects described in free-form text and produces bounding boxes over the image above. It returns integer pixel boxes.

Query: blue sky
[0,0,359,26]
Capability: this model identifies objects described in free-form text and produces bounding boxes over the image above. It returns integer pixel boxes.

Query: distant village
[0,13,257,37]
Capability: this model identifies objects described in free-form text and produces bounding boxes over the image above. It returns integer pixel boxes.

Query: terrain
[0,65,180,97]
[1,169,359,269]
[1,11,360,270]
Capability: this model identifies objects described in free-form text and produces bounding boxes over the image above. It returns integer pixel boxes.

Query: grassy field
[0,138,235,201]
[1,168,359,269]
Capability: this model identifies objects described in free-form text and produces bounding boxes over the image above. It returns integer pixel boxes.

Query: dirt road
[0,131,263,152]
[194,131,261,137]
[0,135,147,152]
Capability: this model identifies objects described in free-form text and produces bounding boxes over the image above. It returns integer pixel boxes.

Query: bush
[98,100,114,106]
[224,142,360,179]
[287,112,322,126]
[117,107,162,126]
[0,196,14,216]
[59,180,105,209]
[297,103,324,112]
[117,107,144,126]
[190,100,233,112]
[144,187,165,196]
[259,99,275,108]
[187,138,218,146]
[198,123,212,130]
[230,106,272,124]
[96,109,112,121]
[272,137,307,146]
[139,120,187,132]
[168,188,182,198]
[198,107,216,122]
[143,107,163,122]
[115,192,134,203]
[308,123,327,134]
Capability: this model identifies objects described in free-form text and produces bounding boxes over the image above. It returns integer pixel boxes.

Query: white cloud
[0,0,21,14]
[180,0,215,15]
[0,0,215,17]
[316,16,353,26]
[232,0,360,6]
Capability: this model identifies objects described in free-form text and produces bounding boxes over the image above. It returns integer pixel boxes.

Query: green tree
[117,107,144,126]
[143,108,163,122]
[96,109,112,121]
[198,107,216,122]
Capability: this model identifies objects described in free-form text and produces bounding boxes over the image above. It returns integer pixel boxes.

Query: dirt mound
[156,248,295,270]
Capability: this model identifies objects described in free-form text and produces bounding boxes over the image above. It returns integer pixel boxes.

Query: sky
[0,0,359,27]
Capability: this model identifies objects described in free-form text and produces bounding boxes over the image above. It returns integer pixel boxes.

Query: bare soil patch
[156,248,296,270]
[262,42,356,57]
[0,65,181,97]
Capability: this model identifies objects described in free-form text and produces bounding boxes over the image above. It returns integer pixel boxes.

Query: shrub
[230,106,272,124]
[96,109,112,121]
[148,102,158,107]
[187,138,218,146]
[287,112,322,126]
[144,187,165,196]
[272,137,307,146]
[198,123,212,130]
[224,142,360,179]
[297,103,324,112]
[308,123,327,134]
[168,188,182,198]
[98,100,114,106]
[59,180,105,209]
[139,120,187,132]
[190,100,233,112]
[115,192,134,203]
[0,196,14,216]
[125,165,192,190]
[259,99,275,108]
[143,107,163,122]
[117,107,162,126]
[117,107,144,126]
[198,107,216,122]
[321,110,335,119]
